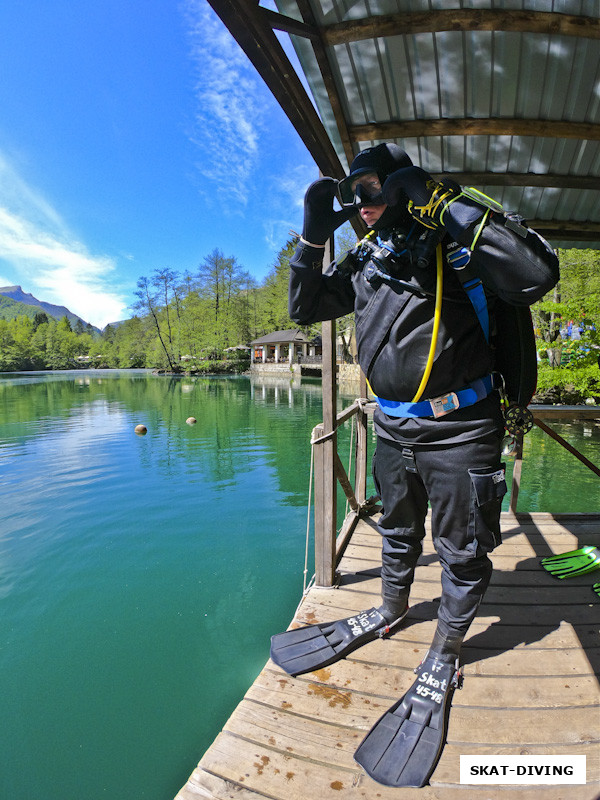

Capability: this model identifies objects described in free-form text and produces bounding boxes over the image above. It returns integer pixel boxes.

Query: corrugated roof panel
[490,32,521,118]
[409,33,443,120]
[267,0,600,242]
[537,186,567,220]
[436,31,466,118]
[379,37,415,119]
[350,39,397,121]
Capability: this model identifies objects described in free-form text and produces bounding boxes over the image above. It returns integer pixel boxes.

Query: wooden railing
[513,407,600,511]
[311,291,600,585]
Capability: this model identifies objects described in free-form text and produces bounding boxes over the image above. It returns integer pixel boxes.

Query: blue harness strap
[375,375,494,419]
[448,244,490,343]
[462,277,489,342]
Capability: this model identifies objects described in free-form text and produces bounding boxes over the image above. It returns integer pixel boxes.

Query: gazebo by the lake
[251,329,320,365]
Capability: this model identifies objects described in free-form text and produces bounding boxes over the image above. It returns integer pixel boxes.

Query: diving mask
[338,170,384,207]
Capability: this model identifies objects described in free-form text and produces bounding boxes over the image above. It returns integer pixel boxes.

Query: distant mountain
[0,285,99,331]
[0,294,42,322]
[103,320,127,329]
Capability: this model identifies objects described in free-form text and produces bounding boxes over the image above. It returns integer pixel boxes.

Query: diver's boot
[378,590,410,624]
[427,625,464,663]
[270,592,409,677]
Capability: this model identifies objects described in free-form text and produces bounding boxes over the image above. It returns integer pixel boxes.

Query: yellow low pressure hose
[410,244,443,402]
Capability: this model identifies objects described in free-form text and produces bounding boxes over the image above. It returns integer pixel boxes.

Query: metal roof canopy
[208,0,600,248]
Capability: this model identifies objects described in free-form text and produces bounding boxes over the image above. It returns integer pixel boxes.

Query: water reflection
[0,371,598,800]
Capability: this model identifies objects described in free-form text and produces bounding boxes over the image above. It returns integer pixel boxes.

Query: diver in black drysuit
[271,144,559,787]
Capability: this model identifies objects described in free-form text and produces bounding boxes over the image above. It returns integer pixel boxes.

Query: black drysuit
[289,215,559,648]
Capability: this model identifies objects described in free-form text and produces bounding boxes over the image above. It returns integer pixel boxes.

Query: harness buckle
[400,447,418,473]
[430,392,459,418]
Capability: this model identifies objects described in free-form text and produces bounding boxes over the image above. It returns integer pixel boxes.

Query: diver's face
[360,204,387,227]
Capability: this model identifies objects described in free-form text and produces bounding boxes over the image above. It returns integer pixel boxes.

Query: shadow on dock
[176,512,600,800]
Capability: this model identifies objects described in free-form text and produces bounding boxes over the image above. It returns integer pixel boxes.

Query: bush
[533,363,600,404]
[184,359,247,375]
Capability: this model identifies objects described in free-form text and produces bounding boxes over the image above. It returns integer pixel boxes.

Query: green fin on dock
[540,546,600,579]
[592,582,600,598]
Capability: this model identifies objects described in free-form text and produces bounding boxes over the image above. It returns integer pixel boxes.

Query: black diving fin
[270,606,407,677]
[354,652,461,787]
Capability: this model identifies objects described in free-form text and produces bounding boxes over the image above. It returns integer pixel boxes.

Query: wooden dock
[176,512,600,800]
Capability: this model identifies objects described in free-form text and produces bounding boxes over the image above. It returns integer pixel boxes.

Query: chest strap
[375,375,494,419]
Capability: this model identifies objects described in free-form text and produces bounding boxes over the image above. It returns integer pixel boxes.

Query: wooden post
[355,370,369,506]
[314,237,337,587]
[509,433,524,514]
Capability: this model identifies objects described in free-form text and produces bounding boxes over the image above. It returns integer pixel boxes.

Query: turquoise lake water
[0,370,598,799]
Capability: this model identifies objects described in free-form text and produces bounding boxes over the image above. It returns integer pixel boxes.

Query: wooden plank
[298,591,598,627]
[191,729,600,800]
[322,9,600,45]
[338,551,600,578]
[510,433,524,512]
[355,403,368,506]
[341,539,600,563]
[350,117,600,144]
[352,514,600,540]
[289,607,599,655]
[179,763,600,800]
[349,530,596,549]
[267,634,599,678]
[176,511,600,800]
[262,661,598,708]
[219,699,600,777]
[242,673,599,747]
[334,571,598,606]
[313,249,337,587]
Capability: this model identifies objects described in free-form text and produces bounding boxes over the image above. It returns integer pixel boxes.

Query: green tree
[196,249,251,356]
[533,248,600,369]
[33,311,49,330]
[257,238,297,333]
[133,272,180,371]
[0,320,17,370]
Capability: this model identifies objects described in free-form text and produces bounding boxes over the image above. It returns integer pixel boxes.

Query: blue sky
[0,1,318,327]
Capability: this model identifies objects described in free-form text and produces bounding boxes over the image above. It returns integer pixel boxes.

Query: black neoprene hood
[339,143,412,206]
[349,143,413,182]
[343,143,414,231]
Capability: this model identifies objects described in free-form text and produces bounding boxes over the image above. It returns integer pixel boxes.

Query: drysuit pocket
[467,465,506,554]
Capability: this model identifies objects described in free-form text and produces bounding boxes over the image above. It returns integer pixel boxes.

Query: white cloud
[0,155,129,328]
[183,1,267,208]
[181,1,321,271]
[261,160,318,250]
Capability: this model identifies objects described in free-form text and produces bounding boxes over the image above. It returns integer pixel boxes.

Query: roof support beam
[259,6,320,40]
[323,9,600,45]
[530,221,600,242]
[350,118,600,142]
[441,173,600,191]
[294,0,356,165]
[207,0,345,178]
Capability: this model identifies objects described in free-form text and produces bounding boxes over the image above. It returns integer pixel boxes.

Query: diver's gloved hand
[301,177,358,246]
[382,166,488,242]
[382,166,441,208]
